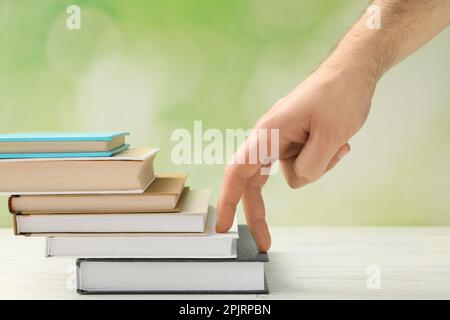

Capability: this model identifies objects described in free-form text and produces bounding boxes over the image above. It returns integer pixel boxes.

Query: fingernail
[337,148,350,161]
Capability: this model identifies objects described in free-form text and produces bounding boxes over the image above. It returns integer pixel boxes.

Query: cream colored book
[13,189,211,235]
[0,148,159,195]
[9,174,187,214]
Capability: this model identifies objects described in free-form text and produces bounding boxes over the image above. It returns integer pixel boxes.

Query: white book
[76,225,269,294]
[14,190,210,235]
[46,207,238,258]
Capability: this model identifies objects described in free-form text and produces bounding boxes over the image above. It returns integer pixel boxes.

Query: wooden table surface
[1,227,450,299]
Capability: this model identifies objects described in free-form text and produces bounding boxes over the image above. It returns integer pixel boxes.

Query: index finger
[216,139,261,233]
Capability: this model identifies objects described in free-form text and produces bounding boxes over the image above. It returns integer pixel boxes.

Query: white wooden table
[1,227,450,299]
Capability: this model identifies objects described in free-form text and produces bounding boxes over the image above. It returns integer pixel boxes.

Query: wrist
[319,53,379,97]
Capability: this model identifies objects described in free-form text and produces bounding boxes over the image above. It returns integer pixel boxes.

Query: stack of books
[0,132,269,294]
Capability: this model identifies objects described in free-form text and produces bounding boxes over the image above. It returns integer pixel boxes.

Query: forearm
[323,0,450,88]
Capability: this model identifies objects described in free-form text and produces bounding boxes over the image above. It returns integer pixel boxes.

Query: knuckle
[286,177,302,189]
[294,164,320,184]
[256,115,276,130]
[247,216,266,226]
[317,127,347,146]
[224,162,248,180]
[224,163,238,176]
[256,118,269,129]
[298,170,320,184]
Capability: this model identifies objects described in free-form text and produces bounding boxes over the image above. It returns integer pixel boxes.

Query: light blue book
[0,132,129,159]
[0,131,129,142]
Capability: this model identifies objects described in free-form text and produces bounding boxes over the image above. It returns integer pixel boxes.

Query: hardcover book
[0,148,158,194]
[12,189,210,235]
[0,131,129,157]
[76,225,269,294]
[45,207,238,258]
[9,174,187,214]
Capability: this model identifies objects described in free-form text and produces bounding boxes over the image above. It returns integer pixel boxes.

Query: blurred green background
[1,0,449,227]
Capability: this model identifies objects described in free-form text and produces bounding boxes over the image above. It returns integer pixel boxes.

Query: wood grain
[1,227,450,299]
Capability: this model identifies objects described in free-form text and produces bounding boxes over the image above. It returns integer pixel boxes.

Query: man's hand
[216,0,450,252]
[216,64,374,252]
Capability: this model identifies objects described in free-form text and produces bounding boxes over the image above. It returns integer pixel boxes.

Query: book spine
[76,258,84,294]
[8,195,21,215]
[12,215,19,236]
[45,238,51,257]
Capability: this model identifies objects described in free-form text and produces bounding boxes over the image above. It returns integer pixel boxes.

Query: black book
[76,225,269,294]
